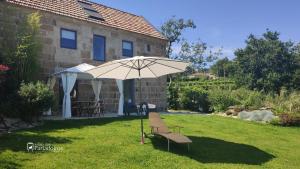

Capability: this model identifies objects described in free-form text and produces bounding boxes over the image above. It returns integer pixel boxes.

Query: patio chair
[124,101,138,116]
[81,101,93,117]
[92,100,104,117]
[149,112,192,151]
[138,102,149,117]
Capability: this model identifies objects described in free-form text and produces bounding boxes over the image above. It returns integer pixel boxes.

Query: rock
[259,107,272,110]
[225,106,243,116]
[225,109,234,115]
[238,110,275,122]
[232,111,240,116]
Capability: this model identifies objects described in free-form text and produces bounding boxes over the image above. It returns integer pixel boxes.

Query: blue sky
[92,0,300,59]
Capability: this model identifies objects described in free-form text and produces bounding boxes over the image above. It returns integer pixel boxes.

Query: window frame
[60,28,77,49]
[122,40,134,57]
[93,34,106,61]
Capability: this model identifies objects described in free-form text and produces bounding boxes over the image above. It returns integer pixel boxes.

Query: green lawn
[0,114,300,169]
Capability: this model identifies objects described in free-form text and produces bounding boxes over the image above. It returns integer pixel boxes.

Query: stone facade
[0,2,168,114]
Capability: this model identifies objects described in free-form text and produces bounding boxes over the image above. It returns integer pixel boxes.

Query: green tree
[234,30,298,93]
[14,12,42,83]
[175,39,220,73]
[210,57,237,77]
[0,11,42,119]
[292,43,300,89]
[160,17,196,58]
[1,11,41,85]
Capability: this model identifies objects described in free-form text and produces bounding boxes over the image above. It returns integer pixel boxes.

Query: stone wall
[0,2,168,113]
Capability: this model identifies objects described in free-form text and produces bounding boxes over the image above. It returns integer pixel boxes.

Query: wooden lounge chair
[149,112,192,151]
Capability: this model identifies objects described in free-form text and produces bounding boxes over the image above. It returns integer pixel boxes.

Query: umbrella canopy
[86,56,188,80]
[54,63,95,79]
[86,56,189,144]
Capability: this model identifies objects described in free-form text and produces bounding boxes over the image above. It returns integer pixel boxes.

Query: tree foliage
[161,17,222,73]
[0,10,42,118]
[160,16,196,58]
[210,57,237,77]
[292,43,300,89]
[175,39,220,73]
[18,81,54,122]
[14,12,41,83]
[0,11,41,84]
[234,30,298,93]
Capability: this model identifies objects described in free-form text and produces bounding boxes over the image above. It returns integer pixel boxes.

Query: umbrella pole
[138,68,144,144]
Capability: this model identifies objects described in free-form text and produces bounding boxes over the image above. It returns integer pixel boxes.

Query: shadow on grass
[150,136,275,165]
[0,116,143,168]
[0,132,73,152]
[0,117,140,152]
[0,133,73,169]
[0,158,22,169]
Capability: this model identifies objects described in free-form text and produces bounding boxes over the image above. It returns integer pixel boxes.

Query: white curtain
[44,76,56,116]
[91,79,102,102]
[116,80,124,116]
[61,73,77,118]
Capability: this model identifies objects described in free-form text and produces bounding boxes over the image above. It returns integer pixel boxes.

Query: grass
[0,114,300,169]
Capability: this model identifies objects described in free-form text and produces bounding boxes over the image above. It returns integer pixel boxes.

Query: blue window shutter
[60,28,76,49]
[93,35,105,61]
[122,40,133,57]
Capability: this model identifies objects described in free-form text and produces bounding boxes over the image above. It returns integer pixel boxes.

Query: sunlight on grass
[0,115,300,169]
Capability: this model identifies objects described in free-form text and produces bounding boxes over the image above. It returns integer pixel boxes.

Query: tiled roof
[6,0,167,40]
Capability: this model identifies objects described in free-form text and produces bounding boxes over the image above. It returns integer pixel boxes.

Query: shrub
[265,94,284,114]
[265,90,300,126]
[270,117,281,126]
[231,88,265,110]
[168,79,299,115]
[18,81,54,122]
[179,87,210,112]
[285,92,300,113]
[167,82,180,109]
[0,93,21,118]
[265,90,300,115]
[208,88,238,112]
[279,113,300,126]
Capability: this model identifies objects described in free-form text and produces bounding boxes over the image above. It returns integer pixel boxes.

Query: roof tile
[6,0,167,40]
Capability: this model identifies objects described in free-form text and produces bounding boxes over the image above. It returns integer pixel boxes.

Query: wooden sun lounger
[149,112,192,151]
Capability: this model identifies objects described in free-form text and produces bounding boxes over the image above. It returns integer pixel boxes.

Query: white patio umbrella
[86,56,189,144]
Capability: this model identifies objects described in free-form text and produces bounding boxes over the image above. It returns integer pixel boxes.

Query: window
[93,35,105,61]
[60,28,76,49]
[122,40,133,57]
[146,44,151,52]
[77,0,104,21]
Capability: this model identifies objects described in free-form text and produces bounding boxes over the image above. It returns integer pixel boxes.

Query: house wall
[0,2,168,114]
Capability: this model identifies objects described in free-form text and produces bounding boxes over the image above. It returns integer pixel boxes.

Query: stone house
[0,0,168,115]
